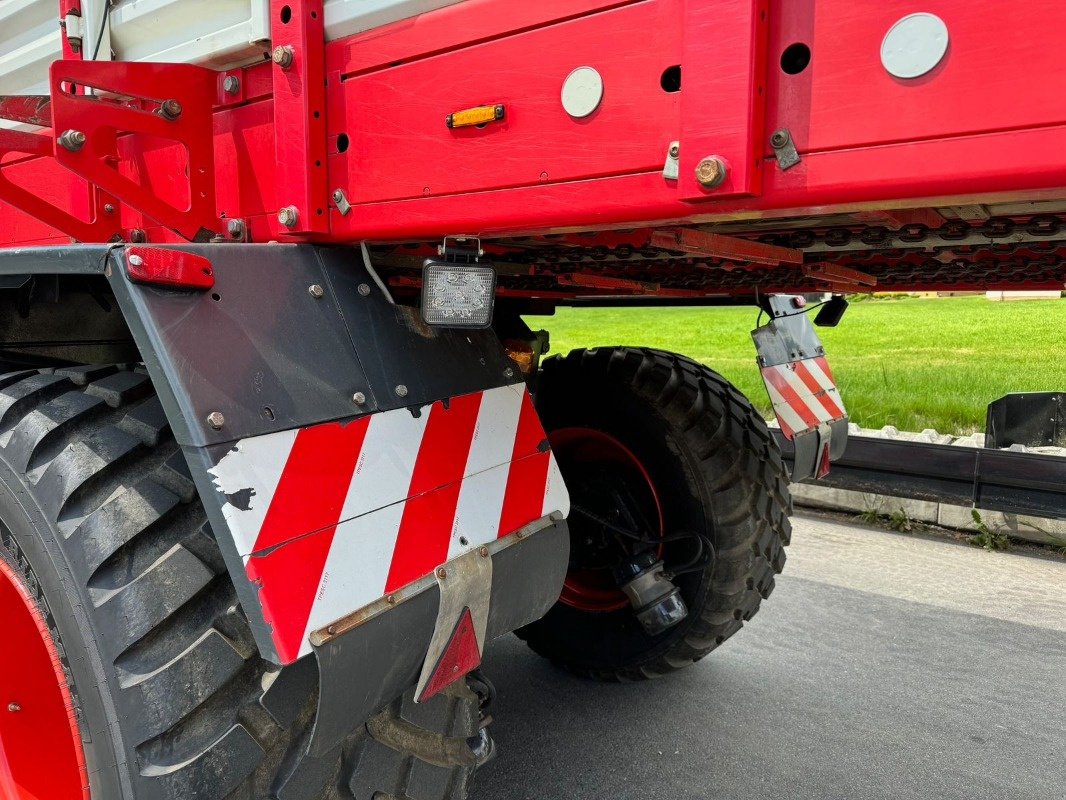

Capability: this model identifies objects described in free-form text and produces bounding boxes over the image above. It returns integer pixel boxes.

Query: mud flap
[753,295,849,481]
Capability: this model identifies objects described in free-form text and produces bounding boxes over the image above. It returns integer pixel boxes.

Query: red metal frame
[0,0,1063,295]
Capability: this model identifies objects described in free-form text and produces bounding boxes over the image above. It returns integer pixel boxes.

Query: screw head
[7,703,20,713]
[130,228,146,243]
[278,206,299,228]
[272,45,295,68]
[352,391,367,405]
[357,283,371,297]
[308,284,324,298]
[57,129,86,152]
[128,254,144,267]
[479,546,489,557]
[332,190,344,202]
[394,384,408,398]
[206,411,225,430]
[103,203,116,214]
[223,75,240,95]
[695,156,728,189]
[386,594,396,604]
[770,129,790,148]
[436,567,447,579]
[668,143,680,158]
[227,218,245,238]
[159,99,182,119]
[503,367,515,379]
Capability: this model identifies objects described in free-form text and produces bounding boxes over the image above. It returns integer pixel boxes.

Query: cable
[90,1,112,61]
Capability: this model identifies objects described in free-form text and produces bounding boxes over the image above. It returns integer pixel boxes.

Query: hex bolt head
[308,284,325,298]
[159,99,182,120]
[357,283,371,297]
[503,367,515,379]
[7,703,21,713]
[436,567,447,579]
[206,411,225,430]
[695,156,728,189]
[394,384,409,398]
[103,203,116,215]
[128,254,144,267]
[222,75,240,95]
[352,391,367,405]
[226,218,245,239]
[272,45,295,69]
[770,129,790,149]
[130,228,147,243]
[278,206,299,228]
[57,129,86,152]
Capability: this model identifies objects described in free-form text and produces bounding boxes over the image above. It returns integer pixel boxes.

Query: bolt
[272,45,295,69]
[352,391,367,405]
[394,384,408,398]
[332,190,344,202]
[223,75,240,95]
[770,129,790,149]
[278,206,299,228]
[130,228,147,243]
[308,284,324,298]
[503,367,514,379]
[206,411,225,430]
[357,283,371,297]
[327,625,337,635]
[57,129,86,152]
[128,254,144,267]
[479,546,489,557]
[386,594,396,604]
[227,218,245,239]
[103,203,116,215]
[436,567,447,579]
[159,99,182,120]
[7,703,20,713]
[668,143,680,158]
[695,156,728,189]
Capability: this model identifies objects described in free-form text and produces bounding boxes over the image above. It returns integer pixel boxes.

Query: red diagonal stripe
[385,392,484,592]
[814,356,837,384]
[762,365,821,429]
[793,360,845,420]
[247,418,371,663]
[498,392,551,538]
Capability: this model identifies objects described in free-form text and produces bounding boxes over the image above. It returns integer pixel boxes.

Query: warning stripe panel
[207,383,569,664]
[761,356,847,440]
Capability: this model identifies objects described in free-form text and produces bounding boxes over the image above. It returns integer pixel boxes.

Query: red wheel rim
[551,427,664,613]
[0,556,89,800]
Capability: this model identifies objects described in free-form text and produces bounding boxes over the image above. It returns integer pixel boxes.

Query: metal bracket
[438,235,483,263]
[770,128,800,171]
[332,188,352,216]
[662,141,680,181]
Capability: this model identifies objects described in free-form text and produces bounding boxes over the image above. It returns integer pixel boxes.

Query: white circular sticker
[561,66,604,118]
[881,13,949,79]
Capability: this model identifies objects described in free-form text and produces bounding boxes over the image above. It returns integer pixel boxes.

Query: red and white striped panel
[760,355,847,438]
[208,383,569,664]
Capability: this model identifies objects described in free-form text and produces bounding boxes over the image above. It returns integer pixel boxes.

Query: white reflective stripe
[803,357,840,397]
[298,501,408,659]
[465,384,525,474]
[542,453,570,517]
[765,376,807,435]
[340,404,431,521]
[447,462,511,560]
[779,364,835,423]
[208,427,299,557]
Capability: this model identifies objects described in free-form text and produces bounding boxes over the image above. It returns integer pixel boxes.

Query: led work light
[420,260,497,328]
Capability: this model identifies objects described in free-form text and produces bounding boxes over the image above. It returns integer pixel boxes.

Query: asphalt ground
[478,514,1066,800]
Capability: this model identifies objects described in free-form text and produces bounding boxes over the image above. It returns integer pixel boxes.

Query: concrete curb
[785,425,1066,548]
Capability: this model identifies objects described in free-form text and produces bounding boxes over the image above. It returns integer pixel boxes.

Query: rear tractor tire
[0,367,486,800]
[518,347,792,681]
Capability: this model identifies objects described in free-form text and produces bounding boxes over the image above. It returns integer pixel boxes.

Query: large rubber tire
[518,347,792,681]
[0,367,481,800]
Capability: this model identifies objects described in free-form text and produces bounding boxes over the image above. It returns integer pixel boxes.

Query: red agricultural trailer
[0,2,1062,798]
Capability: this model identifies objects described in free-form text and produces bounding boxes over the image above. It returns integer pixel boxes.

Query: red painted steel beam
[0,97,52,128]
[270,0,328,236]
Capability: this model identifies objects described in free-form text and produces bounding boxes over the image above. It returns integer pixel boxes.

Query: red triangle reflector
[816,439,832,479]
[418,607,482,703]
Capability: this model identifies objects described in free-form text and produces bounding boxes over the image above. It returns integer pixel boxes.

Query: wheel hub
[550,427,664,613]
[0,556,89,800]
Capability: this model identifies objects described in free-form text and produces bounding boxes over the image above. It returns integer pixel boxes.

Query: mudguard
[0,243,571,753]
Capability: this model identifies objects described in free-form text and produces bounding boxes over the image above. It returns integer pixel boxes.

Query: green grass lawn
[527,296,1066,435]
